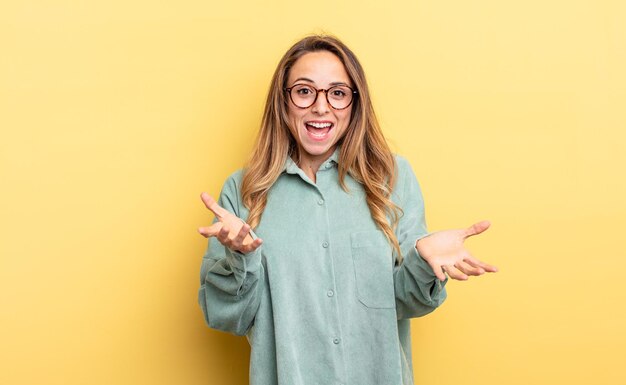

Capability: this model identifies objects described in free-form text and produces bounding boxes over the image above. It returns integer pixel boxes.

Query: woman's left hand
[416,220,498,281]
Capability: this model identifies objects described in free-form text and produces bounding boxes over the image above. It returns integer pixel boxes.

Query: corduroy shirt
[198,150,447,385]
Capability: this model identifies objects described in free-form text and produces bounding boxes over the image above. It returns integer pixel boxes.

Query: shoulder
[222,169,245,193]
[392,154,420,186]
[393,154,413,174]
[391,154,424,203]
[217,169,247,217]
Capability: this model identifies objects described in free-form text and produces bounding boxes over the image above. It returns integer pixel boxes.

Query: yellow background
[1,1,624,384]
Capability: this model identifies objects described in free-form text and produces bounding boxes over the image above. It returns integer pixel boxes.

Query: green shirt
[198,150,447,385]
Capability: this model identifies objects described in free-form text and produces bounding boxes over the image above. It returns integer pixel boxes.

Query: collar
[283,147,341,175]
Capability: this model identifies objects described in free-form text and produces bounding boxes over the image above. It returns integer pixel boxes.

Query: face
[286,50,353,168]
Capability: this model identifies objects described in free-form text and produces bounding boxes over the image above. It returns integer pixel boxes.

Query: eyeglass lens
[289,84,353,109]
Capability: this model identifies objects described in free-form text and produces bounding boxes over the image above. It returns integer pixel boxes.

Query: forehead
[288,51,351,86]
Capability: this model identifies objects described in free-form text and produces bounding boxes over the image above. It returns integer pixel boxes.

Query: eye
[294,85,314,95]
[329,87,349,99]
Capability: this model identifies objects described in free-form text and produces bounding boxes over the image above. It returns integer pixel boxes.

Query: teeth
[310,131,327,138]
[306,122,332,129]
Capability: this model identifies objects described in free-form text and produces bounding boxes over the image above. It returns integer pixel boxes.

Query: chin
[297,138,336,159]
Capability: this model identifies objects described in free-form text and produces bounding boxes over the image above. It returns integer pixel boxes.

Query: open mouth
[304,121,334,141]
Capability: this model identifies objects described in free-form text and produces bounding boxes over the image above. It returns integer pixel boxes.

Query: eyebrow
[292,77,351,87]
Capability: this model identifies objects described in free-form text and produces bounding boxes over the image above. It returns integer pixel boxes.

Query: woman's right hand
[198,192,263,253]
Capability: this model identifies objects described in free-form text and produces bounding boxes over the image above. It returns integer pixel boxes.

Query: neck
[299,160,322,182]
[295,146,337,183]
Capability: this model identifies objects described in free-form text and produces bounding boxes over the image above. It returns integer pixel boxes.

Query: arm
[392,157,498,319]
[392,156,447,319]
[197,174,264,336]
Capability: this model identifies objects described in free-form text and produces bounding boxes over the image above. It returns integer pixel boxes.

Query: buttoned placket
[315,159,347,385]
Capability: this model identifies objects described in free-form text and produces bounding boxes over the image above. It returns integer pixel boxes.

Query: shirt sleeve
[197,171,264,336]
[392,156,447,320]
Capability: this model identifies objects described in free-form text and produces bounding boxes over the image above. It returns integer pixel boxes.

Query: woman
[198,35,497,385]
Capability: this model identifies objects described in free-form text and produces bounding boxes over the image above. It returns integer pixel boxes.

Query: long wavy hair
[241,34,404,262]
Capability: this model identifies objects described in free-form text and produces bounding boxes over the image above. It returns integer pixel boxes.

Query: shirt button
[333,338,340,344]
[322,242,329,248]
[317,198,324,205]
[327,290,334,297]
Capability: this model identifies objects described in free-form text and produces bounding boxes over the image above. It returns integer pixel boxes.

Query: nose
[311,89,330,114]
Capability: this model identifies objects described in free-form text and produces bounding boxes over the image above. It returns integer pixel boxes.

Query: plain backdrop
[1,1,625,384]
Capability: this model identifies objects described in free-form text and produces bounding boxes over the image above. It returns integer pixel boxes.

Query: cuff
[226,245,262,275]
[408,235,439,281]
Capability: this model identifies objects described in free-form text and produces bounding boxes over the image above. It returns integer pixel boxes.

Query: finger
[239,238,263,253]
[443,265,469,281]
[217,225,232,246]
[198,222,222,238]
[198,227,209,238]
[232,223,251,248]
[427,262,447,282]
[200,192,228,219]
[464,220,491,239]
[455,260,484,276]
[465,256,499,273]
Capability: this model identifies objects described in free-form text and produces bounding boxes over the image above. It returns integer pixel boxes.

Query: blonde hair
[241,35,404,262]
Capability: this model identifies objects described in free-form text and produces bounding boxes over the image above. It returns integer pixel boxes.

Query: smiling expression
[286,50,353,170]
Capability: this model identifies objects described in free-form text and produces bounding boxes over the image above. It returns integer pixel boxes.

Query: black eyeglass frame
[284,84,358,110]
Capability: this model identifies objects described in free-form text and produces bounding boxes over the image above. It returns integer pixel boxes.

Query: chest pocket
[350,231,396,309]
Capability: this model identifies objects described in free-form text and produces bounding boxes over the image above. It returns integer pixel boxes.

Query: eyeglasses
[285,84,357,110]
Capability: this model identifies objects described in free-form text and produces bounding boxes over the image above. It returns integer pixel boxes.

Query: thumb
[200,192,226,219]
[464,220,491,239]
